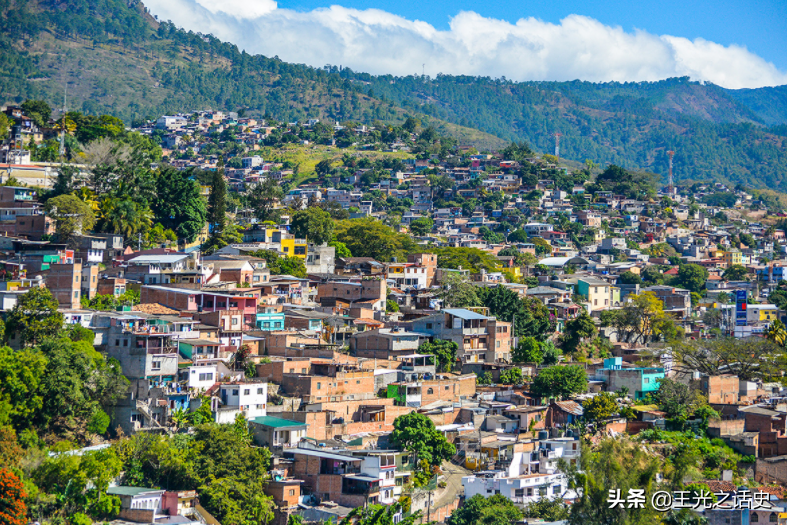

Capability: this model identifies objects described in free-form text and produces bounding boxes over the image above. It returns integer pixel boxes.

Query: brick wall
[707,419,746,438]
[699,375,739,404]
[140,285,194,311]
[280,370,376,403]
[264,481,301,508]
[118,509,156,522]
[745,412,786,434]
[755,457,787,484]
[43,262,82,308]
[276,404,414,440]
[420,375,476,405]
[256,359,313,384]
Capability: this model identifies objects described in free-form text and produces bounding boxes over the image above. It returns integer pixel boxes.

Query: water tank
[538,430,549,440]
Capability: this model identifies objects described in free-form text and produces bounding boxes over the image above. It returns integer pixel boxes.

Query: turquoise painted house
[256,307,285,331]
[595,357,665,400]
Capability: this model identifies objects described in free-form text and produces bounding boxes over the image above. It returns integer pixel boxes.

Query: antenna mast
[667,150,675,194]
[553,132,562,161]
[58,82,68,158]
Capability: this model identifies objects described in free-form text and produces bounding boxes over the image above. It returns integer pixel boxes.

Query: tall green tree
[477,286,555,340]
[335,218,416,261]
[409,217,434,236]
[6,287,64,347]
[153,166,207,242]
[45,194,96,244]
[0,347,47,429]
[530,365,588,399]
[513,337,542,364]
[562,311,598,352]
[36,338,128,436]
[207,170,228,240]
[21,99,52,126]
[677,264,709,293]
[248,179,284,223]
[391,412,455,469]
[437,273,480,308]
[417,340,458,372]
[722,264,748,281]
[583,392,618,424]
[100,196,153,240]
[291,207,334,245]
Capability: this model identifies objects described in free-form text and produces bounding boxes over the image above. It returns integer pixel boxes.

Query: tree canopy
[530,366,588,399]
[390,412,456,470]
[291,206,334,245]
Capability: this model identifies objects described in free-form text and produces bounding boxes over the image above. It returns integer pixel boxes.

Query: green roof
[107,486,162,496]
[249,416,308,429]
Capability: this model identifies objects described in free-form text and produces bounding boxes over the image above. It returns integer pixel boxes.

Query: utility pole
[138,232,142,252]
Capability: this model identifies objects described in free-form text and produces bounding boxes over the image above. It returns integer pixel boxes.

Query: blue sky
[278,0,787,70]
[146,0,787,88]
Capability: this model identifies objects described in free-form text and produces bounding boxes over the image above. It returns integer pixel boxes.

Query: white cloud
[194,0,277,19]
[143,1,787,89]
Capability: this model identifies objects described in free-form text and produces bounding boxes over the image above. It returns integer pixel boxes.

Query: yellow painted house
[723,250,742,266]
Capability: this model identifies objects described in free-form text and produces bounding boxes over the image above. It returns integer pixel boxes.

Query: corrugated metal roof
[553,401,584,416]
[443,308,489,320]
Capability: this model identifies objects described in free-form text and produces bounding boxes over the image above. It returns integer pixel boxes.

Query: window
[356,380,360,384]
[243,389,250,395]
[445,386,450,390]
[232,317,239,325]
[427,388,434,394]
[301,368,307,373]
[198,373,214,381]
[257,388,264,394]
[232,389,239,396]
[426,323,433,329]
[152,361,161,370]
[769,513,777,523]
[751,514,759,523]
[289,489,296,496]
[317,382,322,390]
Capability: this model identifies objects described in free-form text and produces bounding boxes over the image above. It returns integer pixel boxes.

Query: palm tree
[170,407,189,430]
[101,197,153,239]
[766,320,787,347]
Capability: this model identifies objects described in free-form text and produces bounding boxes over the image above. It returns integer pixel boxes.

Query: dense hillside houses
[6,100,787,525]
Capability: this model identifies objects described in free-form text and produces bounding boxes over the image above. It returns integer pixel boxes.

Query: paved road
[433,461,470,510]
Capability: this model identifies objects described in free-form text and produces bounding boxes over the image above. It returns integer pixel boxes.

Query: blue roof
[443,308,489,320]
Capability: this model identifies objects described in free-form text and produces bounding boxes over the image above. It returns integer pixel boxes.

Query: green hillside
[0,0,506,150]
[2,0,787,190]
[345,74,787,190]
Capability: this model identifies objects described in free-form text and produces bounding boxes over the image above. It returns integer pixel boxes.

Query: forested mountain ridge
[2,0,787,190]
[345,73,787,190]
[0,0,507,149]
